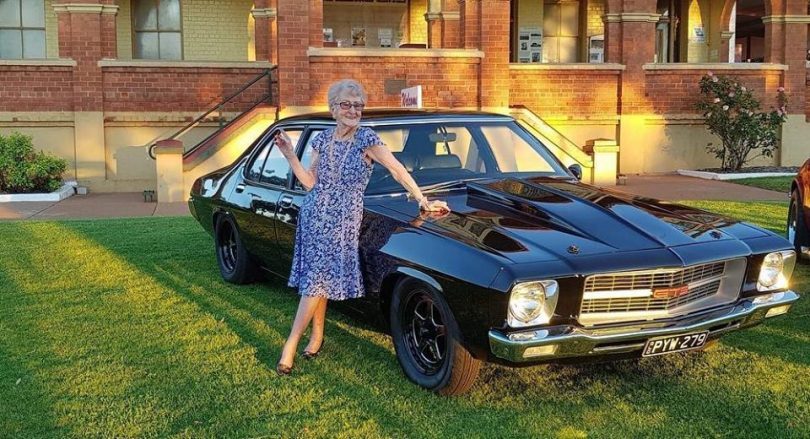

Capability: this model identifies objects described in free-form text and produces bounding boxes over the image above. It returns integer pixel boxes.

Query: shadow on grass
[1,217,807,437]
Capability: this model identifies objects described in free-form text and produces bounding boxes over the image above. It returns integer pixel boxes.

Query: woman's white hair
[327,79,367,107]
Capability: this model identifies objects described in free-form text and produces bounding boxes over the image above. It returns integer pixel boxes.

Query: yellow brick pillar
[585,139,620,186]
[154,140,185,203]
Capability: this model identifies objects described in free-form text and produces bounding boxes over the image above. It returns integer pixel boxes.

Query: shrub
[696,73,787,171]
[0,132,68,194]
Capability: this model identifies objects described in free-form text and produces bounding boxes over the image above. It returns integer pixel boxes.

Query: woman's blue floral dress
[288,126,384,300]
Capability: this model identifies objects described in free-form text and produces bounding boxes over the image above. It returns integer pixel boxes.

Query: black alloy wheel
[788,190,809,261]
[403,290,447,375]
[390,279,481,395]
[214,214,258,283]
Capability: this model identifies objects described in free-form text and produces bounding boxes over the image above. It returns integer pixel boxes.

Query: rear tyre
[215,215,258,283]
[390,279,481,396]
[787,190,809,262]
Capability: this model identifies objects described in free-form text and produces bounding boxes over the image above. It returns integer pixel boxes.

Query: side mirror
[568,164,583,181]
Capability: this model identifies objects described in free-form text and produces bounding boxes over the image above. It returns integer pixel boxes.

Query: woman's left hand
[419,198,450,213]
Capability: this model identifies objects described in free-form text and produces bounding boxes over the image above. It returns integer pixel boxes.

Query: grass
[0,201,808,438]
[727,176,794,194]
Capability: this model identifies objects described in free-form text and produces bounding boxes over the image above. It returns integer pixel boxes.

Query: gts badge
[653,284,690,299]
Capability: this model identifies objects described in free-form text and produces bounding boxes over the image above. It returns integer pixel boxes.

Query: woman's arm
[276,130,318,191]
[365,145,449,212]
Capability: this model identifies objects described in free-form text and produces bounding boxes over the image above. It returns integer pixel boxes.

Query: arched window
[733,0,764,62]
[0,0,46,59]
[133,0,182,59]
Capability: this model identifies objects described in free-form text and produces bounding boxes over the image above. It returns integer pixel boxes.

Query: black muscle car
[189,110,801,395]
[788,158,810,261]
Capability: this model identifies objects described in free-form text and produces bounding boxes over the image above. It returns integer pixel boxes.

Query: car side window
[256,129,302,187]
[294,129,324,191]
[246,143,270,181]
[259,145,291,187]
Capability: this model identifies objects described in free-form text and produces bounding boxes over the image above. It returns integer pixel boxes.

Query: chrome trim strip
[582,289,652,300]
[489,290,799,363]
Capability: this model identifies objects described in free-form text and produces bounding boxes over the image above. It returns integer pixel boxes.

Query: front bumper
[489,290,800,363]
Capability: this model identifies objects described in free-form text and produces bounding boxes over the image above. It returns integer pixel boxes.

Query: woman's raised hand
[275,129,294,158]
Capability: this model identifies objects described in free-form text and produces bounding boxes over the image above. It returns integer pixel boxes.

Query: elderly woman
[274,79,449,375]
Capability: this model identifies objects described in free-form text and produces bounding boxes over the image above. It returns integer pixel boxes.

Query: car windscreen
[364,121,568,195]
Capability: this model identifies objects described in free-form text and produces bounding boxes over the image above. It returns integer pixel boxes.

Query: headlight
[508,280,559,327]
[757,250,796,291]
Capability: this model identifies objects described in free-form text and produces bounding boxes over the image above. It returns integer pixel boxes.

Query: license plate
[642,331,709,357]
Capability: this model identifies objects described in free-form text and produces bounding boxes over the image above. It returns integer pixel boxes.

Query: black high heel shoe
[276,362,293,376]
[302,339,324,360]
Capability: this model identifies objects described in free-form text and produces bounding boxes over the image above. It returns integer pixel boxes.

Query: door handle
[248,192,261,200]
[235,183,245,193]
[279,195,294,207]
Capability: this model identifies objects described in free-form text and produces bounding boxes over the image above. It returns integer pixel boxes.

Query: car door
[236,127,302,274]
[274,126,327,277]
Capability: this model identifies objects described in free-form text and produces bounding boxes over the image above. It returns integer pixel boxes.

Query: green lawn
[727,176,794,194]
[1,202,808,438]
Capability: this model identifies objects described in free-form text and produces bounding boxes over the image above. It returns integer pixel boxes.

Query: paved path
[617,174,788,202]
[0,193,188,220]
[0,174,789,221]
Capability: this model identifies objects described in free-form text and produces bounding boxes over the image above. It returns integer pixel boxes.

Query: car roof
[279,108,515,125]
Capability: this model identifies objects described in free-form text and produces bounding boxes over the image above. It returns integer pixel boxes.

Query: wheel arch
[378,267,443,329]
[379,267,490,359]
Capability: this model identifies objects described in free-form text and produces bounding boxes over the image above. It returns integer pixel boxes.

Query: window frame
[131,0,184,60]
[243,126,307,190]
[292,126,330,193]
[0,0,46,59]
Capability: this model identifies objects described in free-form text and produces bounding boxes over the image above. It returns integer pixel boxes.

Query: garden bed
[0,181,75,202]
[677,167,797,180]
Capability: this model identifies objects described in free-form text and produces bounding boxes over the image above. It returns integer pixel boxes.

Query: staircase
[181,103,276,195]
[149,67,278,201]
[510,106,619,186]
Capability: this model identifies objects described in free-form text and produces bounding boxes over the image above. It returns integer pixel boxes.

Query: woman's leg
[305,297,328,352]
[278,295,322,367]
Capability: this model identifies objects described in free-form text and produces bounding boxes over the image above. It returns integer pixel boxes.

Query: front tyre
[390,279,481,395]
[215,214,258,283]
[788,190,809,261]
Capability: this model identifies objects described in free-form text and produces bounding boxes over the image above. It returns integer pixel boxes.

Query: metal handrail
[148,66,277,159]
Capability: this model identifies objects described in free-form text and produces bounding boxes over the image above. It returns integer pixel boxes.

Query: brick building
[0,0,807,196]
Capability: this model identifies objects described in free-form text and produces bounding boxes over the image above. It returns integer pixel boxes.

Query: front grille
[581,261,726,315]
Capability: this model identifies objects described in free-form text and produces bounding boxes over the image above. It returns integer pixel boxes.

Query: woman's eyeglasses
[335,101,365,111]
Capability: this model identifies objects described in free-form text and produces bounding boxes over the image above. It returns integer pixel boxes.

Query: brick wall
[308,56,481,108]
[409,0,428,44]
[685,0,708,63]
[587,0,604,37]
[116,0,132,59]
[509,68,621,118]
[101,67,271,112]
[644,68,783,115]
[45,0,59,58]
[182,0,253,61]
[0,66,74,111]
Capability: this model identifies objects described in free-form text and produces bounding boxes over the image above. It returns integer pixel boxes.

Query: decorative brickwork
[101,67,271,112]
[308,55,480,108]
[644,68,784,115]
[0,65,75,111]
[509,68,621,118]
